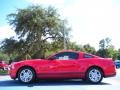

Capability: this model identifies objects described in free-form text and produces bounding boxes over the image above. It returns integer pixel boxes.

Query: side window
[52,52,79,60]
[54,52,67,60]
[67,52,79,60]
[83,54,93,58]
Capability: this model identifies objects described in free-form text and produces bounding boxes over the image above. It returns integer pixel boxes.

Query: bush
[0,70,8,75]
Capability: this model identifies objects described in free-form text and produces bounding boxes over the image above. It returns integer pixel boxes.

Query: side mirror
[48,57,54,60]
[48,56,57,60]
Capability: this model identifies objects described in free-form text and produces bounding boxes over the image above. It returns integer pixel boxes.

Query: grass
[0,70,8,75]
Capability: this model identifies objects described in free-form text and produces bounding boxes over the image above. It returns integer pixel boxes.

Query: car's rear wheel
[18,67,35,83]
[86,68,103,84]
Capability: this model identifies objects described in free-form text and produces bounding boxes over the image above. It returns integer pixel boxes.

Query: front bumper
[8,65,17,79]
[9,69,17,79]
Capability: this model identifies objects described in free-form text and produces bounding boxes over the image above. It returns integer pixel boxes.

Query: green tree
[0,37,18,60]
[117,49,120,60]
[97,37,111,58]
[0,52,9,63]
[67,42,83,51]
[83,44,96,54]
[1,5,70,60]
[99,37,111,50]
[97,37,117,59]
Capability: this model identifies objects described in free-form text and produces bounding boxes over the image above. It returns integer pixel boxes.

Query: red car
[0,60,8,70]
[9,51,116,84]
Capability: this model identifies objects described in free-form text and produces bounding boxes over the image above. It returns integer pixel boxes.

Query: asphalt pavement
[0,69,120,90]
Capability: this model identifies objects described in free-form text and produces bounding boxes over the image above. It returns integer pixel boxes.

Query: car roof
[59,50,84,53]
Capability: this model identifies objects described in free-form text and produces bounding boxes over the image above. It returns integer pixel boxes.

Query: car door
[47,52,81,78]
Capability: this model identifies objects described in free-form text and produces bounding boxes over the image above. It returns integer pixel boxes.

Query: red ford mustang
[9,51,116,84]
[0,60,8,70]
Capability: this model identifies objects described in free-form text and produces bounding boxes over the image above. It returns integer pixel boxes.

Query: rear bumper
[104,72,116,78]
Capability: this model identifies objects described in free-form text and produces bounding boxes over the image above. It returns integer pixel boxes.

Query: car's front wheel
[86,68,103,84]
[18,67,36,83]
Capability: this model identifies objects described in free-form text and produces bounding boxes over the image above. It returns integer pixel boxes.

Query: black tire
[86,68,103,84]
[18,67,36,83]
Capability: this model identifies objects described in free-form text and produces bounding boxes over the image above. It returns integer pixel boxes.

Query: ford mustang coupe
[9,51,116,84]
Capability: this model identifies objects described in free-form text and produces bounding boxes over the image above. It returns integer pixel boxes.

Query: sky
[0,0,120,50]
